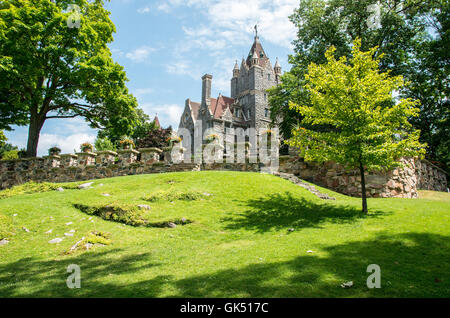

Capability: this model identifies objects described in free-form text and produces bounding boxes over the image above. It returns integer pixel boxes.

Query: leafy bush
[1,150,19,160]
[95,137,116,152]
[0,213,14,239]
[0,181,79,199]
[48,146,61,156]
[145,190,210,202]
[73,203,149,227]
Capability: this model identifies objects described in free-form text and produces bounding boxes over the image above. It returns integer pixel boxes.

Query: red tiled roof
[153,115,160,128]
[209,95,234,119]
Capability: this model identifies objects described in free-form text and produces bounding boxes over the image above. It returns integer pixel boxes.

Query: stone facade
[178,34,282,154]
[0,151,447,198]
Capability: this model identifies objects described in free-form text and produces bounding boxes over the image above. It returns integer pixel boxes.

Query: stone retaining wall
[0,149,447,198]
[278,156,447,198]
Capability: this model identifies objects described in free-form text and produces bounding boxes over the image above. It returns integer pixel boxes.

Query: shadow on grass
[0,233,448,297]
[171,232,450,297]
[0,248,168,297]
[223,192,388,233]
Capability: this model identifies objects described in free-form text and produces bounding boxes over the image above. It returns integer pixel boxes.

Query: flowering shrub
[205,134,219,143]
[80,142,93,152]
[166,135,182,147]
[119,138,135,149]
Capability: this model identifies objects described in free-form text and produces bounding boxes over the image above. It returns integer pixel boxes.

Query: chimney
[201,74,212,105]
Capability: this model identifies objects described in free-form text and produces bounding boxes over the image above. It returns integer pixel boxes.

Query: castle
[178,31,281,152]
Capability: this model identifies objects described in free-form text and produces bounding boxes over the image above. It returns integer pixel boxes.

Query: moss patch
[145,190,210,202]
[73,203,149,227]
[0,181,79,199]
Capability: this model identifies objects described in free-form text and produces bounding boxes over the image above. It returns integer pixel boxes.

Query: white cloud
[133,88,154,99]
[125,46,156,63]
[157,3,171,13]
[137,6,151,14]
[141,103,183,129]
[163,0,298,48]
[38,133,96,156]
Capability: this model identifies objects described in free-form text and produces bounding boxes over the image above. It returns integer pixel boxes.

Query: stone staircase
[273,172,336,200]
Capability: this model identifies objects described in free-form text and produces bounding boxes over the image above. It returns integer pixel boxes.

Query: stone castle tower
[178,31,281,152]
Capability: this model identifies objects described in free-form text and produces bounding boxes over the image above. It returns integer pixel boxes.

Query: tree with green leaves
[269,0,448,171]
[0,131,6,147]
[287,39,426,213]
[0,0,138,157]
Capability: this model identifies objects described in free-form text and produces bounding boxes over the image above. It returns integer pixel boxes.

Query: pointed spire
[233,60,239,70]
[274,57,280,68]
[233,60,240,77]
[153,114,160,128]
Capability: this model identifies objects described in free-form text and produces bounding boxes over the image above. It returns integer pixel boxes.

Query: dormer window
[260,51,264,58]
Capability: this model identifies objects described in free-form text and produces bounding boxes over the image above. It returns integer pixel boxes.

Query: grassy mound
[144,189,210,202]
[0,181,79,199]
[0,171,448,297]
[73,203,149,227]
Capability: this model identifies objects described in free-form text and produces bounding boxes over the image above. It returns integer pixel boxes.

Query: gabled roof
[189,101,201,120]
[209,95,235,119]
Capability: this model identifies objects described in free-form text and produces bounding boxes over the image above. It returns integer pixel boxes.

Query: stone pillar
[164,146,186,164]
[76,152,97,167]
[117,149,139,166]
[43,155,61,168]
[96,150,117,166]
[60,154,78,168]
[138,148,162,164]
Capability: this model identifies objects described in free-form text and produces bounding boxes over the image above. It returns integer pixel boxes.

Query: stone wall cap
[43,155,61,159]
[138,147,163,153]
[117,149,139,154]
[60,154,78,158]
[96,150,118,155]
[19,157,44,161]
[76,152,97,157]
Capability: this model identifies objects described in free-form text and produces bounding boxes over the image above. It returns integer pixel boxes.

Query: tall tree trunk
[359,160,368,213]
[26,114,45,158]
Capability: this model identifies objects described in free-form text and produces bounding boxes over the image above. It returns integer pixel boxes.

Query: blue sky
[5,0,299,156]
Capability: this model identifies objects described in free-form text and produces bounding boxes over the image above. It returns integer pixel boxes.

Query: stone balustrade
[96,151,117,166]
[139,148,162,165]
[0,149,447,199]
[60,154,78,168]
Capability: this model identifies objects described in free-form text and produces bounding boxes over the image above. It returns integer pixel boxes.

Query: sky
[5,0,299,156]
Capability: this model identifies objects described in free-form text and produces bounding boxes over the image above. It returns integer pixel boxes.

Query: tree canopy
[0,0,139,157]
[287,39,426,212]
[269,0,448,171]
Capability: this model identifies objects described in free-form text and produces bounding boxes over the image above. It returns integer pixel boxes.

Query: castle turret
[251,50,259,67]
[232,60,239,77]
[274,57,282,83]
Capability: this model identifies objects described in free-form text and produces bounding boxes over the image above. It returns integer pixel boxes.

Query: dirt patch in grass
[65,231,112,254]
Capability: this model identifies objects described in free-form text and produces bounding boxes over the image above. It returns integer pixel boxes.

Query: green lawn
[0,171,449,297]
